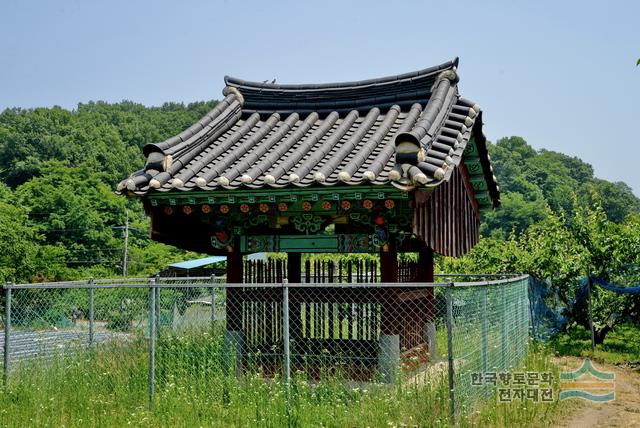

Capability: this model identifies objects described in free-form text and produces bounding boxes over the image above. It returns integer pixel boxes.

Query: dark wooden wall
[243,258,380,283]
[412,166,480,257]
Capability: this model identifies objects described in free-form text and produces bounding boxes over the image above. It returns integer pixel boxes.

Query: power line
[35,227,147,233]
[62,259,160,266]
[66,248,124,252]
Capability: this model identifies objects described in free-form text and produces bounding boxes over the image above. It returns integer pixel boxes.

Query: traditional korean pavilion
[118,58,499,376]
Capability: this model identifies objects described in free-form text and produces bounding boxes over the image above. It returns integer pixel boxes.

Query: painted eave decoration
[117,58,500,210]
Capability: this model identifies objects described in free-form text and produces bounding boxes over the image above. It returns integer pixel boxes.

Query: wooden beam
[226,245,243,331]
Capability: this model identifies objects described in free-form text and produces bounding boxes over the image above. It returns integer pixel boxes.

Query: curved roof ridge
[224,58,458,92]
[118,58,501,210]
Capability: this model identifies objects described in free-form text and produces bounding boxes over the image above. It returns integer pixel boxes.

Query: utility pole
[123,209,129,277]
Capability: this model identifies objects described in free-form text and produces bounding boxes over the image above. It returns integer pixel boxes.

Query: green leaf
[637,58,640,66]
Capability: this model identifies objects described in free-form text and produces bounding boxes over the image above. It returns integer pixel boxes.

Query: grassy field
[0,328,568,428]
[549,322,640,365]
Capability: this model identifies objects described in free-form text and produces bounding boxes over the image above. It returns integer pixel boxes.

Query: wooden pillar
[378,243,400,382]
[379,243,398,334]
[418,246,437,361]
[226,249,243,283]
[380,244,398,283]
[287,253,301,283]
[287,253,302,357]
[417,246,434,283]
[224,246,244,377]
[226,248,243,331]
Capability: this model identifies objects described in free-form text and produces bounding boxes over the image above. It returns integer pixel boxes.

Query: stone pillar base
[223,330,245,377]
[425,322,437,362]
[378,334,400,383]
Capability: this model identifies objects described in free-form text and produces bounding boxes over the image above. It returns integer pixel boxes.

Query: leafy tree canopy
[484,136,640,237]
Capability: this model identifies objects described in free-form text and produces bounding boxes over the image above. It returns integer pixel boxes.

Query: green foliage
[0,100,217,188]
[549,322,640,364]
[16,161,126,270]
[481,192,551,238]
[485,137,640,237]
[470,137,640,342]
[0,200,41,283]
[444,204,640,342]
[0,100,216,281]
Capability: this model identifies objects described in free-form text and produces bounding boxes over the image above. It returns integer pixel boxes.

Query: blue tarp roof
[168,256,226,270]
[247,252,267,261]
[168,253,267,270]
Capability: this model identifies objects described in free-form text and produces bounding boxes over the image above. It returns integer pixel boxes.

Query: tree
[485,136,640,238]
[480,191,550,238]
[0,200,41,283]
[15,161,127,273]
[445,202,640,343]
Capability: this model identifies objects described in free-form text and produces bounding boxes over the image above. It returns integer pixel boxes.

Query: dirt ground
[555,356,640,428]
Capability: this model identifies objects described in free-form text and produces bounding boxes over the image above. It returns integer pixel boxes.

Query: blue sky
[1,0,638,195]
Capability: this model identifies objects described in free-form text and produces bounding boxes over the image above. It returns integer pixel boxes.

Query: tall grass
[0,332,564,427]
[466,342,566,428]
[549,322,640,364]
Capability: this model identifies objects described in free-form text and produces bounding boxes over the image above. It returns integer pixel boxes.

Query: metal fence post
[211,275,216,326]
[88,278,95,346]
[148,277,156,410]
[3,283,11,391]
[528,277,535,338]
[524,277,532,345]
[445,283,456,424]
[154,273,161,338]
[282,279,291,385]
[501,286,508,370]
[521,279,527,357]
[481,286,489,398]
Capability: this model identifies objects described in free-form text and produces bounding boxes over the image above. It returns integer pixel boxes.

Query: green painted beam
[470,177,488,191]
[464,160,484,176]
[463,140,479,158]
[144,185,410,206]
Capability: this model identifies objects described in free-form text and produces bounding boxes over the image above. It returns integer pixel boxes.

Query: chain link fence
[1,274,530,422]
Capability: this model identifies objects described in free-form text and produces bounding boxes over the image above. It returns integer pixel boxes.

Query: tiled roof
[118,58,499,208]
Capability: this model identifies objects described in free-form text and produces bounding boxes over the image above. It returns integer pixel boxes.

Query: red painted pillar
[380,243,398,335]
[226,249,243,283]
[226,248,243,331]
[417,246,434,283]
[418,246,436,361]
[287,252,302,348]
[380,246,398,283]
[287,252,301,283]
[378,243,400,382]
[417,246,435,320]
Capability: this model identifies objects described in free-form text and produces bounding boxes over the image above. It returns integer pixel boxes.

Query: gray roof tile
[118,58,499,208]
